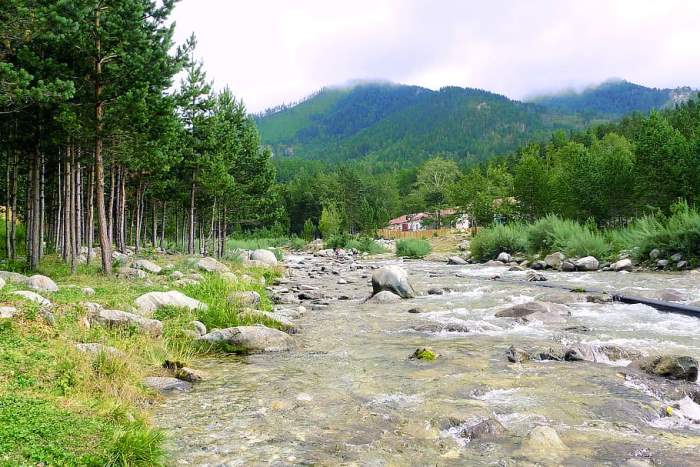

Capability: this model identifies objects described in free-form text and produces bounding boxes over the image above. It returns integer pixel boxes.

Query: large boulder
[89,307,163,336]
[227,291,261,307]
[135,291,207,316]
[117,267,146,279]
[196,257,230,273]
[250,249,278,266]
[633,355,698,382]
[367,290,402,304]
[371,266,415,299]
[612,258,633,272]
[12,290,51,307]
[0,271,28,285]
[447,256,467,265]
[197,325,295,353]
[495,301,569,320]
[496,252,512,263]
[132,259,162,274]
[544,252,565,269]
[574,256,599,271]
[0,306,17,319]
[27,274,59,293]
[518,426,568,462]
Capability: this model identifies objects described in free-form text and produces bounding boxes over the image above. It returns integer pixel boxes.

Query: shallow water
[154,257,700,466]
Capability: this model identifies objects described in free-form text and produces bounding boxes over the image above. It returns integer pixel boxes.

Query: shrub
[637,201,700,261]
[319,204,342,238]
[470,224,527,261]
[562,228,610,258]
[395,239,432,258]
[345,236,387,254]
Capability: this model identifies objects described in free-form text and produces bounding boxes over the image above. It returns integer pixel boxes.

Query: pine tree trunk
[55,155,62,255]
[109,164,116,245]
[151,198,157,248]
[86,164,95,264]
[118,166,127,252]
[63,150,72,263]
[70,148,78,274]
[9,151,17,260]
[5,151,10,259]
[160,201,166,250]
[188,182,196,254]
[134,178,142,253]
[94,8,112,274]
[39,152,45,259]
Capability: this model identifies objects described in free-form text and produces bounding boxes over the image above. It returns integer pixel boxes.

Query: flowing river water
[154,255,700,466]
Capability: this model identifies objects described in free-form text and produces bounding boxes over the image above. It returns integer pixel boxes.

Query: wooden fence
[375,228,451,239]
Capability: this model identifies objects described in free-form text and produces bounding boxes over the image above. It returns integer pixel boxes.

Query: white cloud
[172,0,700,112]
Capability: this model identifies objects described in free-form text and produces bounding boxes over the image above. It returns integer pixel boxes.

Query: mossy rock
[410,347,437,361]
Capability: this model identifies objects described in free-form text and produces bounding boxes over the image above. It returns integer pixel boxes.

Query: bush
[395,239,432,258]
[470,224,527,261]
[636,201,700,261]
[345,237,387,254]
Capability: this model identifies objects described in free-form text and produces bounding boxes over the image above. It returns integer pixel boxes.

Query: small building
[387,213,430,231]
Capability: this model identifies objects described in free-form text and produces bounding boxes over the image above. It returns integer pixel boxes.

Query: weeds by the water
[470,223,528,261]
[0,253,282,465]
[325,234,387,254]
[395,239,432,258]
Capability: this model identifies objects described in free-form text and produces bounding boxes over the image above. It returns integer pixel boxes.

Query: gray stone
[526,271,547,282]
[27,274,59,293]
[88,306,163,336]
[197,325,295,353]
[670,253,683,262]
[677,260,689,269]
[0,271,28,285]
[367,290,402,303]
[427,287,444,295]
[544,252,565,269]
[196,257,230,273]
[190,320,207,336]
[506,345,530,363]
[171,270,184,280]
[135,291,207,316]
[560,261,576,272]
[447,256,467,265]
[174,278,199,287]
[633,355,698,381]
[459,418,507,442]
[496,252,512,263]
[174,367,205,383]
[117,267,146,279]
[133,259,162,274]
[612,258,633,272]
[657,289,688,302]
[142,376,192,392]
[495,301,569,319]
[220,272,238,282]
[0,306,17,319]
[12,290,51,307]
[649,248,661,260]
[574,256,599,271]
[250,249,278,266]
[656,259,669,269]
[75,343,125,357]
[371,265,415,299]
[518,426,568,461]
[227,291,261,307]
[81,287,96,296]
[530,260,546,270]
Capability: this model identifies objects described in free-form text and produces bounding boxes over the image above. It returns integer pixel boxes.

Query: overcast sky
[171,0,700,113]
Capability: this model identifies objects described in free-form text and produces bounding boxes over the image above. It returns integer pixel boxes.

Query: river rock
[656,259,669,269]
[460,418,507,442]
[81,287,95,296]
[427,287,444,295]
[227,291,261,307]
[545,252,565,269]
[564,344,641,363]
[560,261,576,272]
[574,256,599,271]
[27,274,59,292]
[250,249,278,266]
[133,259,162,274]
[12,290,51,307]
[174,278,199,287]
[518,426,568,461]
[371,265,415,299]
[117,267,146,279]
[447,256,467,265]
[612,258,633,272]
[135,291,207,316]
[89,308,163,336]
[495,301,568,320]
[677,260,689,269]
[143,376,192,392]
[220,272,238,282]
[189,320,207,336]
[175,367,205,383]
[196,257,230,273]
[171,270,184,280]
[496,252,512,263]
[657,289,688,302]
[0,271,28,285]
[368,290,402,303]
[506,345,530,363]
[633,355,698,382]
[75,343,125,357]
[670,253,683,262]
[0,306,17,319]
[197,325,295,353]
[526,271,547,282]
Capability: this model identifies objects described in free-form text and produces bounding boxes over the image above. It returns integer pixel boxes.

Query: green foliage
[318,203,342,238]
[106,421,165,467]
[325,234,387,254]
[302,218,316,240]
[470,224,528,260]
[395,239,432,258]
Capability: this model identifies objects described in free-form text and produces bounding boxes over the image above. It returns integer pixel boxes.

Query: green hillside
[530,79,694,118]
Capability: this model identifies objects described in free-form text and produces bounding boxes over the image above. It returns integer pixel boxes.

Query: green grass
[470,223,528,261]
[0,253,284,465]
[325,234,388,254]
[395,239,432,258]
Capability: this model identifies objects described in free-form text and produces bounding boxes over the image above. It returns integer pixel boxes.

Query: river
[154,255,700,466]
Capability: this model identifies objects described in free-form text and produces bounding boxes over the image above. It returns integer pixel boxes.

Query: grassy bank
[0,255,282,465]
[325,234,388,255]
[470,201,700,266]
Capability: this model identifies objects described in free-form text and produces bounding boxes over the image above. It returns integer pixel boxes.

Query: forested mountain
[530,79,695,118]
[257,80,695,166]
[256,82,584,165]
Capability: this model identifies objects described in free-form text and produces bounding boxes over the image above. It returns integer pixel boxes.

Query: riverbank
[0,252,283,465]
